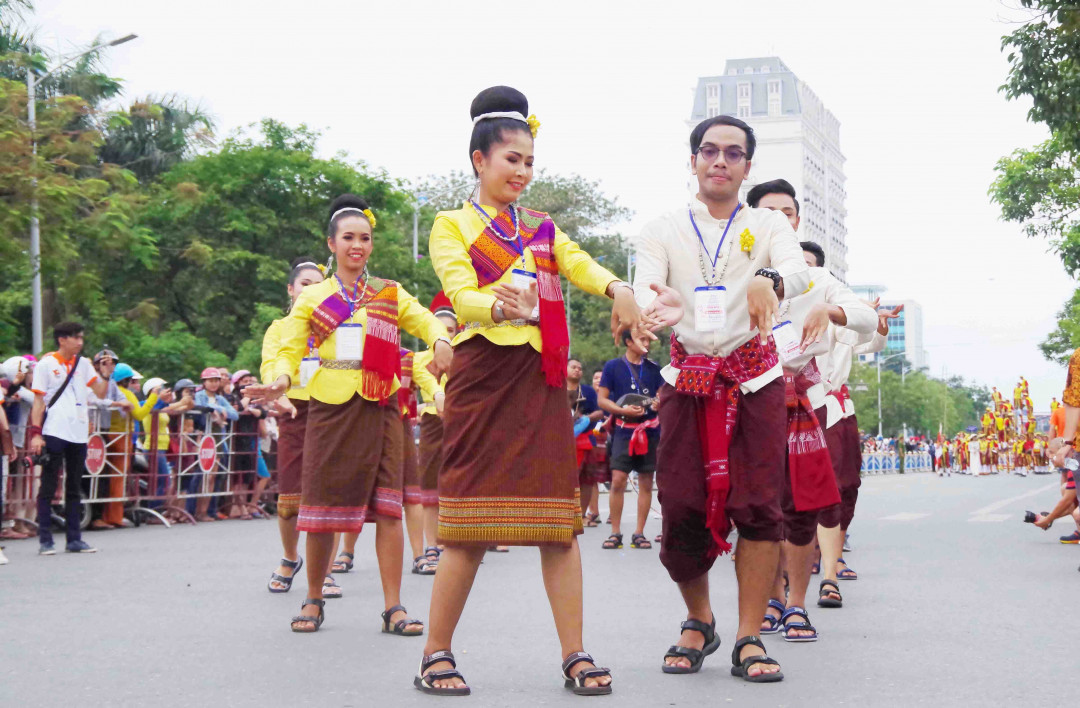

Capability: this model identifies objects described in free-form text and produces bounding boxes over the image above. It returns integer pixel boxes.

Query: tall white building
[849,285,928,372]
[690,57,849,281]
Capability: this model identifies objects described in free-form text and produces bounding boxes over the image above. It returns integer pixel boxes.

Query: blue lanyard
[623,356,647,392]
[334,273,363,315]
[471,201,525,266]
[688,202,741,269]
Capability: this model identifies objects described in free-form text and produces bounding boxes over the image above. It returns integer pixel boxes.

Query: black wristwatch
[754,267,782,292]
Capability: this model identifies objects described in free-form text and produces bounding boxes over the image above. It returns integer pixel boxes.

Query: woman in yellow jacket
[262,258,324,594]
[250,194,452,635]
[414,86,648,697]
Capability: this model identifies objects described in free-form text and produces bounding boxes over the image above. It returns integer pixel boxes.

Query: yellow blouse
[261,318,309,402]
[411,348,446,417]
[271,277,447,405]
[428,203,620,351]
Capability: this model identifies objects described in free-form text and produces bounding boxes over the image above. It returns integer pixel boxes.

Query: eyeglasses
[696,145,747,165]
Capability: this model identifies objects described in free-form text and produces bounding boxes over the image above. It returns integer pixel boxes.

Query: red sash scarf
[467,206,569,387]
[670,334,779,556]
[309,278,401,403]
[785,361,841,512]
[398,349,417,418]
[616,418,660,455]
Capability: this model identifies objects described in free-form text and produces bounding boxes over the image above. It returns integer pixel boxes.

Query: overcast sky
[28,0,1072,407]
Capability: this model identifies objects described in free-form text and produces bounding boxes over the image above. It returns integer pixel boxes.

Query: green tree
[97,95,215,184]
[991,2,1080,361]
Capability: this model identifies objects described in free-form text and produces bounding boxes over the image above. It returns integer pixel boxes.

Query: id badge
[772,321,801,364]
[336,323,363,361]
[299,357,320,387]
[511,269,540,320]
[693,286,726,332]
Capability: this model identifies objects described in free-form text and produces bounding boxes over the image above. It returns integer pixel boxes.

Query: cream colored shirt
[633,198,811,391]
[780,268,878,373]
[817,327,886,426]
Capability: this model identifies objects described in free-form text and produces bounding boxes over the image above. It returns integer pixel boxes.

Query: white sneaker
[0,547,8,565]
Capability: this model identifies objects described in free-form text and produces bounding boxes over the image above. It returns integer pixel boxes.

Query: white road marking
[879,512,930,521]
[968,514,1012,523]
[969,482,1057,516]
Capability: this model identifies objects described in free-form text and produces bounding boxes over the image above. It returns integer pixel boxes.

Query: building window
[761,65,770,73]
[706,83,719,100]
[742,66,754,74]
[737,83,750,99]
[707,106,720,118]
[767,80,781,117]
[737,105,750,118]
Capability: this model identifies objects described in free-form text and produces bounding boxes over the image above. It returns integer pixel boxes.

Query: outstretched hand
[877,304,903,335]
[641,283,685,330]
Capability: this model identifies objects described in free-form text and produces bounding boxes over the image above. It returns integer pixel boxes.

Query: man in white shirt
[634,116,810,682]
[28,322,112,555]
[745,180,877,635]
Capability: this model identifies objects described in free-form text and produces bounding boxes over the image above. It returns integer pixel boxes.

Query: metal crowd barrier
[1,406,276,533]
[860,451,933,474]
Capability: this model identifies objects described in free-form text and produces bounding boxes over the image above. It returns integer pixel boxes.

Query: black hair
[469,86,532,176]
[689,115,756,160]
[53,321,84,345]
[620,329,634,346]
[327,194,372,240]
[746,179,800,215]
[288,256,322,286]
[568,358,582,366]
[800,241,826,267]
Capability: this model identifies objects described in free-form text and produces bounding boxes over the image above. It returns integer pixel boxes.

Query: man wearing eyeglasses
[633,115,809,682]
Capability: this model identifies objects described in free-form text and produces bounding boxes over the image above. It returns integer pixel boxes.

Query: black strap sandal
[817,579,843,608]
[761,598,785,635]
[381,604,424,636]
[562,651,613,695]
[729,635,784,683]
[268,556,303,594]
[630,533,652,549]
[602,533,623,549]
[331,551,354,573]
[412,555,437,575]
[414,650,470,696]
[662,615,720,674]
[290,598,325,633]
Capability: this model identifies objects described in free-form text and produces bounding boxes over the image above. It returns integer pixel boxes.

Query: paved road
[1,471,1076,707]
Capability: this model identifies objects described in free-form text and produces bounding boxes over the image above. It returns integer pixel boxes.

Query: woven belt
[464,318,539,331]
[320,359,362,370]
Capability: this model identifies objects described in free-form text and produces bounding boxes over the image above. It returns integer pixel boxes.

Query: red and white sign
[85,434,106,475]
[198,435,217,473]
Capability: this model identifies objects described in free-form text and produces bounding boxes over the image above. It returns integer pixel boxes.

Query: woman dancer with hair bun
[263,258,324,594]
[250,194,453,634]
[413,85,653,697]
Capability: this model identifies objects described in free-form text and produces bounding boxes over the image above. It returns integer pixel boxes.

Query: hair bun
[328,193,369,220]
[470,86,528,120]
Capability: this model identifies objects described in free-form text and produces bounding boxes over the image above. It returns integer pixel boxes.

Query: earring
[325,252,334,272]
[470,177,480,202]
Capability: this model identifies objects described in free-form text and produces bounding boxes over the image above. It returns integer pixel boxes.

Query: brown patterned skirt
[437,337,582,547]
[276,399,308,520]
[296,394,402,533]
[418,413,443,508]
[402,415,421,505]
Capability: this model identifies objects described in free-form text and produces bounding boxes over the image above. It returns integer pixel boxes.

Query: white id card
[693,286,726,332]
[772,320,801,364]
[299,357,320,387]
[336,323,363,361]
[511,268,540,320]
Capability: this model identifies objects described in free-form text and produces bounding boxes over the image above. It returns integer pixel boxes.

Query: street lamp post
[876,351,907,438]
[25,34,136,354]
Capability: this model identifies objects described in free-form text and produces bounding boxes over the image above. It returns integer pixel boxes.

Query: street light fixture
[25,33,138,354]
[876,351,907,438]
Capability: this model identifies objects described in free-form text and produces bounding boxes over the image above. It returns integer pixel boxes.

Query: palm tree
[98,95,216,182]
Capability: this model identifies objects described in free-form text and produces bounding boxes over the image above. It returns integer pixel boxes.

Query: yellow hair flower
[317,264,328,275]
[801,280,815,295]
[739,229,754,256]
[526,114,541,138]
[363,208,377,228]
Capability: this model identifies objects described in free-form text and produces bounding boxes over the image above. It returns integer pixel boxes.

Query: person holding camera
[28,322,113,555]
